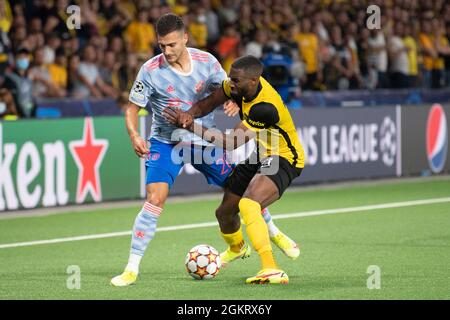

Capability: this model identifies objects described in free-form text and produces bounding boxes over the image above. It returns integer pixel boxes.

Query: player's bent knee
[215,205,236,222]
[146,194,165,208]
[215,206,228,222]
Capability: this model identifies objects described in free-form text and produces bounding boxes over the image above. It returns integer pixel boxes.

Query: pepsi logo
[426,104,448,173]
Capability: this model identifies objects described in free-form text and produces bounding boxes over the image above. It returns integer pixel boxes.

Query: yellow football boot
[245,268,289,284]
[110,270,138,287]
[271,232,300,260]
[220,243,251,267]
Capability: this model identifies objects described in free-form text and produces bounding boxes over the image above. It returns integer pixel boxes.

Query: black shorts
[225,155,303,198]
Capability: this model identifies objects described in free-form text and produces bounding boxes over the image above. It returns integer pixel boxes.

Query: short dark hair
[55,46,66,57]
[156,13,185,37]
[15,47,30,56]
[231,55,264,78]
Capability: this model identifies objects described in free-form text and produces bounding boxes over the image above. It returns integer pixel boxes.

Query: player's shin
[239,198,277,270]
[126,202,163,274]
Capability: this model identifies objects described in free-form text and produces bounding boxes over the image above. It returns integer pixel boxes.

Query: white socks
[261,207,281,238]
[125,253,142,275]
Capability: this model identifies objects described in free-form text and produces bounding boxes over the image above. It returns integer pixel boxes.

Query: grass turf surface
[0,177,449,299]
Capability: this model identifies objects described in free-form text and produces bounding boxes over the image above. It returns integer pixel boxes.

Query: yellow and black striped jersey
[222,77,305,168]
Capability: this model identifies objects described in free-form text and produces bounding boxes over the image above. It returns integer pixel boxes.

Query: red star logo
[69,118,108,203]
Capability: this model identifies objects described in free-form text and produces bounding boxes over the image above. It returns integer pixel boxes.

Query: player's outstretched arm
[125,102,149,158]
[163,87,229,129]
[187,87,229,118]
[165,107,255,151]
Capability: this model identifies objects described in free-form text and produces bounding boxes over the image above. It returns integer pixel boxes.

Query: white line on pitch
[0,197,449,249]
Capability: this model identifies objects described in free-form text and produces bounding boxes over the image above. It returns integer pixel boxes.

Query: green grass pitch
[0,177,449,300]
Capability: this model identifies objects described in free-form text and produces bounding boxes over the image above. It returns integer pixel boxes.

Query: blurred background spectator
[3,47,34,117]
[0,60,19,118]
[388,22,409,89]
[0,0,449,118]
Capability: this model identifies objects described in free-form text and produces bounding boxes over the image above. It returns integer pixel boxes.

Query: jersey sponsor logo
[247,117,266,128]
[426,103,448,173]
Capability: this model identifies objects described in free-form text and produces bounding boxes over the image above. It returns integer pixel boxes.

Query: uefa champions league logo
[379,117,397,167]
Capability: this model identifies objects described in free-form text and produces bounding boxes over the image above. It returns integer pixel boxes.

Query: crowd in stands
[1,0,450,118]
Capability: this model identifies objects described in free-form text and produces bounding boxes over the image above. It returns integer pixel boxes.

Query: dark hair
[155,13,185,36]
[231,55,264,78]
[55,46,66,57]
[15,47,30,56]
[0,62,7,75]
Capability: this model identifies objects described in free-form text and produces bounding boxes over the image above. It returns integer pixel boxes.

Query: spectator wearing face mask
[3,47,34,117]
[42,33,62,65]
[188,7,208,50]
[28,46,66,97]
[245,28,269,59]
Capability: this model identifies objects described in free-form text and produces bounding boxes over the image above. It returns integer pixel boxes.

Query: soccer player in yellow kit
[165,55,305,284]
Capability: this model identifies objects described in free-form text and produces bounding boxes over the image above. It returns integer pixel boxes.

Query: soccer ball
[185,244,221,280]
